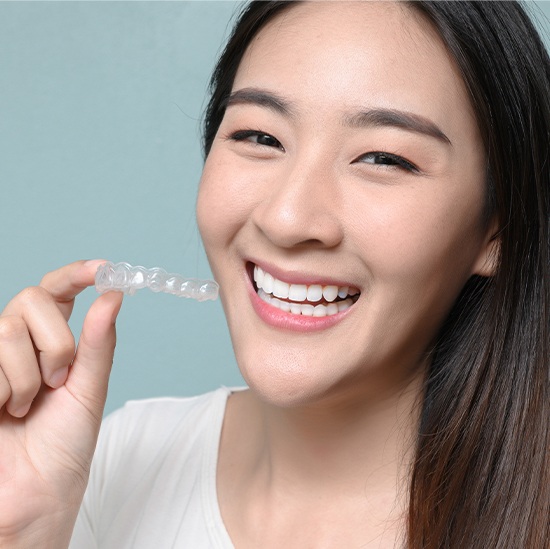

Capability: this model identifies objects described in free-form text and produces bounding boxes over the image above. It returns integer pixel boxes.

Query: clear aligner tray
[95,261,219,301]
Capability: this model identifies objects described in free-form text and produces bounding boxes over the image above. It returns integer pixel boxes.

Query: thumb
[66,291,124,419]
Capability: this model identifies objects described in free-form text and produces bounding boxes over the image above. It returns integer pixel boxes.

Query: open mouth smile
[252,264,360,318]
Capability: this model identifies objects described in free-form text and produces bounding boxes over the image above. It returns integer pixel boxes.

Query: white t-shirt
[70,387,239,548]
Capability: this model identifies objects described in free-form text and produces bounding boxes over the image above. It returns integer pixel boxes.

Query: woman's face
[197,1,494,408]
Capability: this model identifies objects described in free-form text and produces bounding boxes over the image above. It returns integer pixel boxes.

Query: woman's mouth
[252,264,360,318]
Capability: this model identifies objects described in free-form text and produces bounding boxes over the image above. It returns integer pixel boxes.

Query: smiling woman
[199,1,493,413]
[0,1,548,548]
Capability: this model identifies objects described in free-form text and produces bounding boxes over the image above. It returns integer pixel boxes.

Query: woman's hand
[0,260,123,548]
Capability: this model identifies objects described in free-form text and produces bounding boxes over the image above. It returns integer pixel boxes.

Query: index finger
[39,259,107,302]
[1,259,110,332]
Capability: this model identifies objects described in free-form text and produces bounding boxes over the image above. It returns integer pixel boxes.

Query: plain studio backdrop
[1,1,549,415]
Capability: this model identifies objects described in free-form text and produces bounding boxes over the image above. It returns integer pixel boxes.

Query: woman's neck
[218,375,423,547]
[267,384,419,489]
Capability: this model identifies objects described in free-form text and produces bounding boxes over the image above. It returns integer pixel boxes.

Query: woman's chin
[235,353,371,410]
[237,361,334,409]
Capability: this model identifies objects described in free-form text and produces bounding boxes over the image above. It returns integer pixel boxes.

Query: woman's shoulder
[75,388,246,547]
[93,386,246,478]
[107,386,233,425]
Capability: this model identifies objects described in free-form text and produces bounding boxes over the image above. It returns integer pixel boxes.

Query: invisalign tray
[95,261,219,301]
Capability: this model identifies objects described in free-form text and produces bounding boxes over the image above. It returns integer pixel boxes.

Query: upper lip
[246,259,361,290]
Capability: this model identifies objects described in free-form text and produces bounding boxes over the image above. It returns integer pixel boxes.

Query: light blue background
[0,0,243,415]
[1,1,549,415]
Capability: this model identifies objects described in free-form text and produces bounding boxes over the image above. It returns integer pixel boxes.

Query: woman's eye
[355,151,418,173]
[230,130,284,151]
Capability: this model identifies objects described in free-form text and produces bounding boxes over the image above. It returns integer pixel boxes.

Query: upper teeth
[254,265,359,303]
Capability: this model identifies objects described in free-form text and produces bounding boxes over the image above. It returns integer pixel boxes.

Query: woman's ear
[472,218,500,277]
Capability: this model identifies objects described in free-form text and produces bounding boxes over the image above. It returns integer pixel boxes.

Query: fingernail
[49,366,69,389]
[12,403,32,418]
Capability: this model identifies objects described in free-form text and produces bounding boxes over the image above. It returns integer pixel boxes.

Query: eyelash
[229,129,285,151]
[228,129,419,173]
[354,151,419,173]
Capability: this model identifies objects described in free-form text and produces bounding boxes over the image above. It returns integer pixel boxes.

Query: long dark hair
[202,2,550,547]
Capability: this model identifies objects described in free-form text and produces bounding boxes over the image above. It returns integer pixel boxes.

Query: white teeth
[337,286,349,299]
[257,289,354,317]
[322,285,339,302]
[254,265,263,286]
[278,299,291,312]
[273,278,290,299]
[337,300,352,312]
[254,266,359,308]
[258,289,271,304]
[306,284,323,302]
[313,304,327,317]
[288,284,307,301]
[262,272,274,294]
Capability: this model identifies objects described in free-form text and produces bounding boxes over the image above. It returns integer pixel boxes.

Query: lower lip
[247,277,355,333]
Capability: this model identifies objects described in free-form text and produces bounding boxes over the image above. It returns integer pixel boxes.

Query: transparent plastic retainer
[95,261,219,302]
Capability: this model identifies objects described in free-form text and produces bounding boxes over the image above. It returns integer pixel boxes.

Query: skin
[198,1,495,410]
[0,260,122,547]
[0,1,498,548]
[198,2,497,547]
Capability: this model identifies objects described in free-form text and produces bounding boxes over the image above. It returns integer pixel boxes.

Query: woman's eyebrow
[224,87,451,146]
[224,88,294,116]
[345,109,452,146]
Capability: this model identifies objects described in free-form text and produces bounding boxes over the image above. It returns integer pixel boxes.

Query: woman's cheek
[199,142,276,234]
[197,156,236,247]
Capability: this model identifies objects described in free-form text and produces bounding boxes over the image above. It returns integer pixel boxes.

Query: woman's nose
[251,157,344,250]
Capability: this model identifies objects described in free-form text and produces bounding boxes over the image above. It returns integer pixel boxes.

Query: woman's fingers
[39,259,106,320]
[0,259,117,418]
[0,368,11,411]
[3,260,105,320]
[6,286,76,388]
[39,260,125,417]
[0,315,42,416]
[66,291,123,419]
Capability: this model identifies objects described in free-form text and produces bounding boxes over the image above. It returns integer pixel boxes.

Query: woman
[0,1,548,547]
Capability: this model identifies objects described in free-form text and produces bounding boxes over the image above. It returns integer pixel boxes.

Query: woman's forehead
[233,1,476,141]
